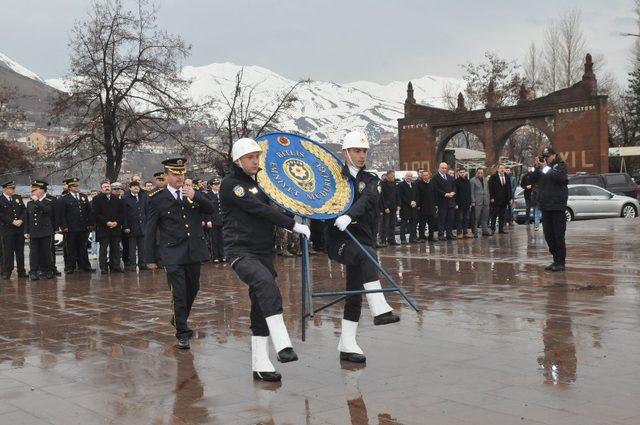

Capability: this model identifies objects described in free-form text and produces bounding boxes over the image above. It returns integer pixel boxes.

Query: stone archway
[398,54,608,173]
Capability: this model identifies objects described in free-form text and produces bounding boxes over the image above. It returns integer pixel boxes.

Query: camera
[538,155,546,162]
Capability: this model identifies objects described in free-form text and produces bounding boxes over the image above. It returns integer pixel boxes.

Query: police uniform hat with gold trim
[153,172,165,180]
[63,177,80,187]
[31,180,48,190]
[162,158,188,175]
[1,180,16,189]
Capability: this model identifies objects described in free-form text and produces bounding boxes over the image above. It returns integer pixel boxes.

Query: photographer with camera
[533,147,569,272]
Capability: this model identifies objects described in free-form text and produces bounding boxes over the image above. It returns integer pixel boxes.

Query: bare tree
[542,22,561,93]
[460,52,524,109]
[523,42,544,97]
[53,0,193,181]
[558,9,587,87]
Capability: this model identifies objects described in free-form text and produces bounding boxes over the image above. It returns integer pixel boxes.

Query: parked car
[568,172,638,198]
[513,184,639,223]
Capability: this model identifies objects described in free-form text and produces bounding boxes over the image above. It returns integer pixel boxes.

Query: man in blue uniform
[221,138,310,382]
[25,180,55,280]
[59,177,94,273]
[327,131,400,364]
[0,181,27,279]
[144,158,215,349]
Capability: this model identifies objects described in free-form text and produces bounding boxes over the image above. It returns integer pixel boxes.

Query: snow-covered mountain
[0,52,45,83]
[42,60,464,143]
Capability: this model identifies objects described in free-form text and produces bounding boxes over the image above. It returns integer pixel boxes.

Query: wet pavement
[1,218,639,425]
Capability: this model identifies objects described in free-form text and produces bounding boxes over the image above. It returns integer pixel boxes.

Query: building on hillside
[26,130,79,154]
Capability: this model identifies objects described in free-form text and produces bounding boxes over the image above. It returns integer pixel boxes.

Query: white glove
[292,223,311,239]
[334,215,352,231]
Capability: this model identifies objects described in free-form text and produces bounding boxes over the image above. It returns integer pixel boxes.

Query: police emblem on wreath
[256,132,354,219]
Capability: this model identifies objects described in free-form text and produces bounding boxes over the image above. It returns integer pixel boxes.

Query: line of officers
[0,174,226,280]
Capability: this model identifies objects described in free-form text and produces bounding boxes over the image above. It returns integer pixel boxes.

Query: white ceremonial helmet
[342,131,370,150]
[231,137,262,161]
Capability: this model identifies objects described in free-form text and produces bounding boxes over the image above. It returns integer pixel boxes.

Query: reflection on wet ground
[1,218,639,424]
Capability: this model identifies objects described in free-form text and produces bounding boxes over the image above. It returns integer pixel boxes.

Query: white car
[513,184,639,223]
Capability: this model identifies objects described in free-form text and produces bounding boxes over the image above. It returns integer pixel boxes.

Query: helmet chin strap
[235,159,256,179]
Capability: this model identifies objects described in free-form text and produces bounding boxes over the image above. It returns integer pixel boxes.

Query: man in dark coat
[378,170,399,246]
[24,181,55,280]
[488,164,512,234]
[433,162,457,240]
[397,171,418,243]
[520,167,535,224]
[92,181,126,274]
[0,181,27,279]
[59,177,94,273]
[416,170,437,242]
[206,178,225,262]
[532,147,569,271]
[454,168,473,238]
[145,158,215,349]
[123,181,147,271]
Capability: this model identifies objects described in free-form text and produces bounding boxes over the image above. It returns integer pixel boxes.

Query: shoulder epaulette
[148,188,162,197]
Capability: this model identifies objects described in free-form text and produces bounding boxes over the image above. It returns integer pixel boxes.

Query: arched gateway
[398,54,609,173]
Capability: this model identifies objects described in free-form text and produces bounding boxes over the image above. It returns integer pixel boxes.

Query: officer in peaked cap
[206,178,225,263]
[59,177,95,274]
[25,180,56,280]
[0,181,28,279]
[144,158,215,349]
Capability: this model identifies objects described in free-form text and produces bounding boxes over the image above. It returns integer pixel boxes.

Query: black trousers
[231,254,282,336]
[399,209,417,242]
[98,236,122,271]
[542,210,567,265]
[50,236,58,272]
[209,225,225,260]
[126,235,145,268]
[418,213,436,240]
[490,203,507,231]
[121,232,129,265]
[437,205,455,237]
[166,262,201,338]
[2,233,25,274]
[380,211,396,243]
[65,231,91,271]
[30,235,52,275]
[328,240,378,322]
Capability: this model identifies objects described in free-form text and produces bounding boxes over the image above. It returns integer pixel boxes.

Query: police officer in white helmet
[327,131,400,364]
[220,137,311,382]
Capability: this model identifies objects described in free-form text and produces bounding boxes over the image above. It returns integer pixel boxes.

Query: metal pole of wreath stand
[299,222,419,342]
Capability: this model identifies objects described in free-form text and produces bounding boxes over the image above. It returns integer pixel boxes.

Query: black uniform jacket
[398,180,418,219]
[532,158,569,211]
[25,197,55,238]
[92,193,127,239]
[0,194,26,236]
[416,179,436,216]
[488,172,512,206]
[144,187,214,265]
[60,192,92,232]
[123,193,148,237]
[220,164,295,258]
[207,191,223,226]
[327,165,380,247]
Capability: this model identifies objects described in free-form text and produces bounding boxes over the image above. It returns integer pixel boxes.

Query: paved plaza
[0,218,639,424]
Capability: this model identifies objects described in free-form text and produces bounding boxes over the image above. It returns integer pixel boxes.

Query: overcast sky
[1,0,638,85]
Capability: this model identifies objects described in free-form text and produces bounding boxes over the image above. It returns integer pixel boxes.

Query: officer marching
[144,158,215,349]
[59,178,95,273]
[221,137,311,382]
[327,131,400,364]
[25,180,56,280]
[0,181,28,280]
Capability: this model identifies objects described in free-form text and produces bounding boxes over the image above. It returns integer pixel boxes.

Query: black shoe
[2,273,10,280]
[112,268,125,273]
[373,312,400,326]
[418,237,427,242]
[101,269,109,275]
[82,268,97,272]
[276,347,298,363]
[389,241,400,246]
[125,266,137,272]
[375,243,384,249]
[427,237,437,242]
[54,271,62,277]
[176,337,190,349]
[544,263,556,271]
[409,239,418,244]
[400,240,407,245]
[438,237,446,241]
[29,274,40,281]
[499,230,508,234]
[253,371,282,382]
[549,264,566,272]
[340,352,366,363]
[44,273,54,279]
[18,272,28,278]
[446,236,454,240]
[65,269,74,274]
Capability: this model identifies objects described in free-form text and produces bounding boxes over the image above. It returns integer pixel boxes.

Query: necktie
[501,175,504,186]
[176,189,181,201]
